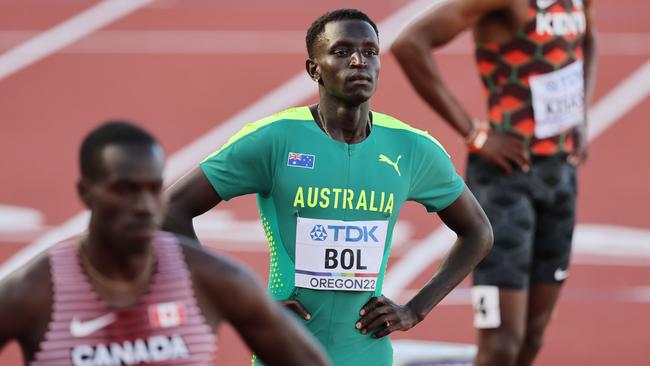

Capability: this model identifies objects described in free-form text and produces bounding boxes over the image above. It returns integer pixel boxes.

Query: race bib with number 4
[530,60,585,139]
[294,217,388,292]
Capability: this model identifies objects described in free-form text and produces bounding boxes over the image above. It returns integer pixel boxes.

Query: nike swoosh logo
[70,313,116,337]
[554,268,569,281]
[537,0,555,9]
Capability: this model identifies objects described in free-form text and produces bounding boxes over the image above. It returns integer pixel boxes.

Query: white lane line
[573,224,650,258]
[0,0,448,280]
[0,205,44,232]
[0,31,647,55]
[0,0,153,81]
[0,213,90,278]
[382,60,650,299]
[398,286,650,306]
[588,59,650,140]
[3,216,649,268]
[393,340,476,365]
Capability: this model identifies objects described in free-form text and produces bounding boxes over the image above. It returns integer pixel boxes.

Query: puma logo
[378,154,402,176]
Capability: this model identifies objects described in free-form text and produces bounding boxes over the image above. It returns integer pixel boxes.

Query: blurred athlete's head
[306,9,380,105]
[78,121,165,253]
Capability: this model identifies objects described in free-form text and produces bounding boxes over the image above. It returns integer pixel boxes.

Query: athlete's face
[79,143,165,253]
[308,19,380,105]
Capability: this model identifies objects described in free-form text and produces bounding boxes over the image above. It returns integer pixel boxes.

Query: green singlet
[200,106,465,366]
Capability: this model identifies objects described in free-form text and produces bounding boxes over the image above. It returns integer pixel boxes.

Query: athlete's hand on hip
[568,123,588,166]
[478,130,530,175]
[356,295,418,338]
[280,300,311,320]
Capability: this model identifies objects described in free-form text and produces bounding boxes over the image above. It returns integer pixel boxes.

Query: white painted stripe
[0,0,448,280]
[588,59,650,140]
[621,286,650,303]
[0,30,305,54]
[573,224,650,258]
[393,340,476,365]
[383,227,456,298]
[0,0,153,81]
[0,30,647,55]
[191,224,650,268]
[572,255,650,267]
[397,286,650,306]
[0,205,44,231]
[0,212,89,279]
[382,60,650,298]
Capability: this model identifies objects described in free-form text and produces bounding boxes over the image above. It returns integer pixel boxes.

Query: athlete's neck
[82,233,154,282]
[314,100,372,144]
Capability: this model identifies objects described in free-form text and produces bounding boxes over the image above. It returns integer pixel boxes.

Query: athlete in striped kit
[0,121,329,366]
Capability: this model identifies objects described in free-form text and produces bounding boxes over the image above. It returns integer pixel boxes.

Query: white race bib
[530,60,584,138]
[294,217,388,292]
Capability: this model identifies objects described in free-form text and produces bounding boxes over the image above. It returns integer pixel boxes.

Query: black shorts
[467,153,577,290]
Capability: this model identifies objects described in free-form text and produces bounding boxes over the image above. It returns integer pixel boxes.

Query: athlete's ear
[77,178,92,208]
[306,58,320,83]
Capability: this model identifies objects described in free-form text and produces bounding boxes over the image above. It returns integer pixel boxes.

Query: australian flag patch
[287,152,315,169]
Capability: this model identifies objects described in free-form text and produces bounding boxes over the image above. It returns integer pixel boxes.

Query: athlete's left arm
[570,0,598,165]
[357,188,492,338]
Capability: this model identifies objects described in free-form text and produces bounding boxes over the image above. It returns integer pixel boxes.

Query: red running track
[1,1,649,365]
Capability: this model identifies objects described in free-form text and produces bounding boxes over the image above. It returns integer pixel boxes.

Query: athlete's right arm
[165,123,276,239]
[391,0,529,174]
[191,248,330,366]
[391,0,507,136]
[164,167,222,240]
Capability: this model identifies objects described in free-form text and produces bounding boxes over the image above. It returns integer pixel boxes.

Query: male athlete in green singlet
[164,9,493,366]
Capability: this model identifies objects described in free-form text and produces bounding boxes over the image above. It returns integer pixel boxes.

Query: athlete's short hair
[306,8,379,58]
[80,120,158,180]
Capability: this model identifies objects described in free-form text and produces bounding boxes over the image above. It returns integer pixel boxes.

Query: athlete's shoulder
[204,106,313,159]
[262,106,313,123]
[247,106,313,132]
[372,111,451,156]
[0,252,52,323]
[0,251,50,292]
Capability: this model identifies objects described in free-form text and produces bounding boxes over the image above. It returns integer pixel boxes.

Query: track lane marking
[0,0,153,81]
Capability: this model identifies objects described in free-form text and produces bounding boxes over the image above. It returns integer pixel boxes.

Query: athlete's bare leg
[475,289,527,366]
[516,283,563,366]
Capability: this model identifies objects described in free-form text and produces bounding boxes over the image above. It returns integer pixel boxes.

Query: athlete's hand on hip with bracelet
[356,295,419,338]
[280,300,311,320]
[478,130,530,175]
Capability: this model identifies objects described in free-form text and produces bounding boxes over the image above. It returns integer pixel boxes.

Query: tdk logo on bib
[310,225,328,241]
[310,224,379,243]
